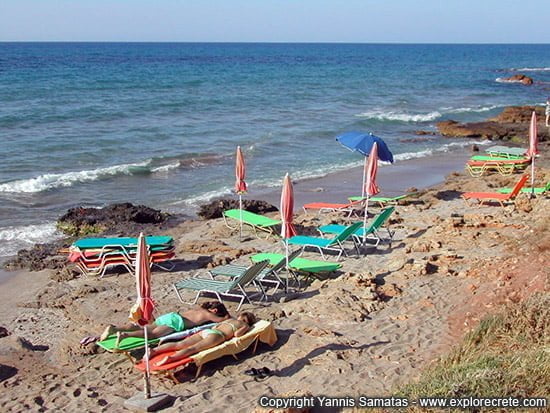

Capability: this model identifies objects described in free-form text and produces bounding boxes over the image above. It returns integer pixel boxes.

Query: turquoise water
[0,42,549,255]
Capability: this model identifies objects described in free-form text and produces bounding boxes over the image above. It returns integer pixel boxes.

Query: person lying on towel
[99,301,230,345]
[147,311,256,366]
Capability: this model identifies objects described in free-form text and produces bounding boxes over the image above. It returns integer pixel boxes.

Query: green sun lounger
[250,252,342,274]
[497,181,550,195]
[173,260,269,310]
[348,194,411,207]
[470,155,529,162]
[287,221,363,260]
[208,250,301,297]
[223,209,281,238]
[74,236,173,250]
[486,145,526,159]
[318,206,395,247]
[97,335,161,353]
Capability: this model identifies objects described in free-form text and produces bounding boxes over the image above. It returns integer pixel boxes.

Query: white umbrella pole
[239,194,243,240]
[361,157,367,199]
[143,326,151,399]
[362,195,369,244]
[285,240,289,292]
[530,157,535,197]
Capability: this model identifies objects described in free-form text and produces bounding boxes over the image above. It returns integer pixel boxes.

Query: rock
[3,240,70,272]
[0,326,10,338]
[500,74,533,85]
[57,202,169,236]
[436,106,548,142]
[197,198,277,220]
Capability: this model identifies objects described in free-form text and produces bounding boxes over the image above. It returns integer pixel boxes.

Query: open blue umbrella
[336,131,394,198]
[336,131,394,162]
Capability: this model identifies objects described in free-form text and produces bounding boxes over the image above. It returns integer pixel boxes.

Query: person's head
[200,301,229,317]
[237,311,256,326]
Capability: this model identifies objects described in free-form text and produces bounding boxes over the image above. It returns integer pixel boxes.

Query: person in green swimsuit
[149,311,257,366]
[99,301,230,345]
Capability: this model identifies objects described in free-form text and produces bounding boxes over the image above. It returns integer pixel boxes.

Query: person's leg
[148,333,204,359]
[115,325,174,346]
[156,334,225,365]
[100,323,140,341]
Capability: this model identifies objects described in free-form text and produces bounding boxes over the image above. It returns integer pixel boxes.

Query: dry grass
[395,293,550,411]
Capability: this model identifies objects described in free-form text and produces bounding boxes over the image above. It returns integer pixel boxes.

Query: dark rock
[472,144,479,152]
[3,240,70,272]
[436,106,549,142]
[0,364,18,382]
[500,74,533,85]
[57,202,170,237]
[0,326,10,338]
[197,198,277,220]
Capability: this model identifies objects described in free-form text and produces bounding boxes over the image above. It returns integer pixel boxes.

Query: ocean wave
[355,110,442,123]
[0,161,151,194]
[495,77,526,83]
[0,222,62,257]
[509,67,550,72]
[150,162,181,173]
[446,105,501,113]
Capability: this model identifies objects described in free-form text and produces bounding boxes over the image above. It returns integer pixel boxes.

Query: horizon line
[1,40,550,45]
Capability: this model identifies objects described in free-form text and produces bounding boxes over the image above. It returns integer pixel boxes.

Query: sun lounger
[497,181,550,195]
[134,320,277,381]
[208,250,301,298]
[223,209,281,238]
[462,174,529,207]
[173,260,270,310]
[486,145,526,159]
[287,221,363,260]
[302,199,364,217]
[348,194,411,207]
[317,206,396,247]
[73,236,173,250]
[466,158,531,177]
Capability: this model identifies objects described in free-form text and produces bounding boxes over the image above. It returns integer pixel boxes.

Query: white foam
[0,222,62,257]
[150,162,180,173]
[509,67,550,72]
[495,77,526,83]
[446,105,501,113]
[0,161,150,194]
[355,110,442,122]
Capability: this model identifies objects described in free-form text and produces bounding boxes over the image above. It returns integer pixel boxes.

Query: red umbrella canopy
[235,146,247,194]
[129,233,155,326]
[364,142,381,197]
[527,111,539,158]
[280,173,297,239]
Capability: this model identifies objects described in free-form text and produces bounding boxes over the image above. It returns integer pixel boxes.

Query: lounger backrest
[369,207,395,231]
[331,221,364,244]
[235,260,270,287]
[269,249,301,273]
[509,175,530,199]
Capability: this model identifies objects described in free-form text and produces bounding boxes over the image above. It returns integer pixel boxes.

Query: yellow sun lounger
[134,320,277,381]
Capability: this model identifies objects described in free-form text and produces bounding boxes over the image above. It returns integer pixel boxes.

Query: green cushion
[97,336,160,352]
[250,253,341,274]
[224,209,281,228]
[348,194,409,203]
[174,277,237,293]
[74,236,173,249]
[470,155,529,162]
[287,235,334,248]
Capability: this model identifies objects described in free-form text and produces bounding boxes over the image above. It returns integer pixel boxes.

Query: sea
[1,42,549,257]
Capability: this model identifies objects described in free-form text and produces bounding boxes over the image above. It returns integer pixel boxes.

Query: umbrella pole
[361,157,367,199]
[284,240,289,292]
[362,195,369,244]
[143,326,151,399]
[530,157,535,198]
[239,194,243,241]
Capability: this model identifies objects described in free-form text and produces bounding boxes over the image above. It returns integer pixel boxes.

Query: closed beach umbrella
[336,131,394,197]
[363,143,381,241]
[129,233,155,398]
[527,111,539,195]
[235,146,247,239]
[280,173,297,290]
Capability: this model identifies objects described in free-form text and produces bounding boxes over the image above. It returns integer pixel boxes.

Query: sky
[1,0,549,43]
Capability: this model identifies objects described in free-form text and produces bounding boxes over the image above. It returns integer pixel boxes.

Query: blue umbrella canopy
[336,131,394,163]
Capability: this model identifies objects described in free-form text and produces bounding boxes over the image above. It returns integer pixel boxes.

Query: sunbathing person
[99,301,230,345]
[147,311,257,366]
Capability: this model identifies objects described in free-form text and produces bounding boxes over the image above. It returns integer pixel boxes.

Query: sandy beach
[0,145,548,413]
